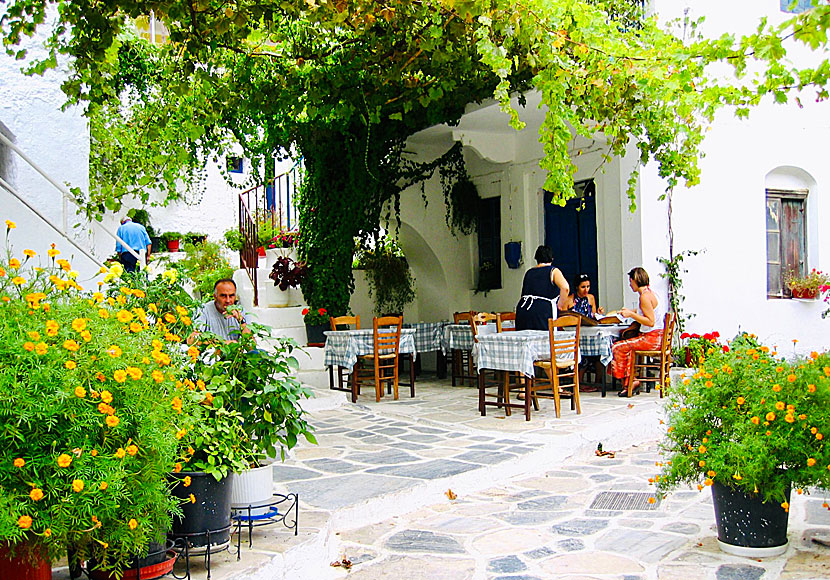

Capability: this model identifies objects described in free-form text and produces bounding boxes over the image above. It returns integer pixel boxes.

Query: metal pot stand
[231,492,299,556]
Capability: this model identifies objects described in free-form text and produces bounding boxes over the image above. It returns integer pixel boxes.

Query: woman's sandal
[618,380,641,397]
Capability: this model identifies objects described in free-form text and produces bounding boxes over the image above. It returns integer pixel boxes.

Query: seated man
[189,278,250,344]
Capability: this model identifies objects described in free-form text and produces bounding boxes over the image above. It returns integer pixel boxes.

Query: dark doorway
[544,180,600,304]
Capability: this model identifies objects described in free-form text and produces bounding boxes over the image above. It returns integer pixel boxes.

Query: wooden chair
[496,311,516,333]
[625,312,676,398]
[353,316,403,402]
[451,311,475,386]
[329,315,360,394]
[527,315,582,418]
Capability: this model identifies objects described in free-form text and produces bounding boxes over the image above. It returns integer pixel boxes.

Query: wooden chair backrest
[373,315,403,358]
[496,311,516,332]
[548,315,581,363]
[470,312,497,341]
[330,315,360,331]
[453,311,474,324]
[660,312,675,359]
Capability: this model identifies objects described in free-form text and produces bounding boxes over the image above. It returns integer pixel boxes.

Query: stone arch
[397,221,451,322]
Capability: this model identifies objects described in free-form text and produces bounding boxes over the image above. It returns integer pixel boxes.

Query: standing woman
[515,245,570,330]
[610,267,665,396]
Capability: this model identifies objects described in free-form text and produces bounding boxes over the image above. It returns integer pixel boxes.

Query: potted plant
[266,256,307,308]
[183,231,208,246]
[656,332,830,556]
[302,307,329,346]
[196,330,315,513]
[785,268,830,299]
[223,228,244,252]
[676,331,722,368]
[160,231,182,253]
[357,237,416,315]
[0,223,189,578]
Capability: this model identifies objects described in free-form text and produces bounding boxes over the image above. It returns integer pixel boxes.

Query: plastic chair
[625,312,675,398]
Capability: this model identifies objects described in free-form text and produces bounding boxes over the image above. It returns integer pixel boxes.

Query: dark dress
[572,295,593,317]
[515,265,559,330]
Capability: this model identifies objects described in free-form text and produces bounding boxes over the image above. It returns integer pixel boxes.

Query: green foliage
[197,330,316,464]
[357,238,416,316]
[126,208,155,237]
[160,231,182,243]
[658,249,701,334]
[223,228,244,252]
[657,334,830,506]
[174,241,234,298]
[179,404,254,481]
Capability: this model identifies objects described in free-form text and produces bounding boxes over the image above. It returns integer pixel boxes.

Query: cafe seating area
[321,310,676,421]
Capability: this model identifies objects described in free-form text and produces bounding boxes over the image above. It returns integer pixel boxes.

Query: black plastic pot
[306,323,328,346]
[87,541,174,580]
[711,480,790,550]
[169,472,235,549]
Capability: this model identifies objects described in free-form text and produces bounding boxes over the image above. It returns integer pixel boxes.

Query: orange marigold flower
[128,518,138,530]
[35,342,48,355]
[704,478,713,486]
[29,488,44,501]
[737,397,745,405]
[57,454,72,468]
[787,374,797,383]
[23,249,36,257]
[43,528,52,537]
[116,310,133,323]
[90,449,98,457]
[71,318,87,332]
[772,384,781,392]
[775,401,785,411]
[152,370,164,383]
[183,476,192,487]
[97,402,114,415]
[105,415,120,428]
[766,412,776,422]
[164,313,177,323]
[126,366,142,380]
[129,322,143,333]
[99,481,108,491]
[817,433,824,440]
[100,390,113,403]
[115,448,126,459]
[172,397,183,413]
[64,360,77,370]
[175,429,186,440]
[811,427,818,434]
[189,494,196,504]
[72,479,84,492]
[106,345,122,358]
[74,386,86,398]
[13,458,25,468]
[113,370,127,383]
[126,444,138,456]
[174,463,182,473]
[18,515,32,529]
[707,470,716,477]
[785,414,795,423]
[781,501,789,511]
[698,445,707,453]
[808,384,816,393]
[62,339,80,352]
[698,460,706,467]
[807,458,817,466]
[80,330,92,342]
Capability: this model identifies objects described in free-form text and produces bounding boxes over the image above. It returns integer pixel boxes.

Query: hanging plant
[446,179,480,236]
[358,238,416,316]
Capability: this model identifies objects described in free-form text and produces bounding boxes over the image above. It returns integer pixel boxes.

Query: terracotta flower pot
[791,287,817,299]
[166,239,180,252]
[0,543,51,580]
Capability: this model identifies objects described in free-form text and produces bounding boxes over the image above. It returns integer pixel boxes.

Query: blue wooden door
[544,180,600,304]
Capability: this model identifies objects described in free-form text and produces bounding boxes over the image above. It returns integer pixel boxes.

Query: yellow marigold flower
[113,370,127,383]
[99,481,108,490]
[126,444,138,456]
[80,330,92,342]
[57,454,72,468]
[26,331,40,340]
[133,290,146,298]
[152,370,165,383]
[13,458,25,468]
[23,249,36,258]
[97,402,114,415]
[203,392,214,404]
[105,415,120,428]
[183,476,192,487]
[129,322,143,333]
[189,494,196,504]
[106,345,122,358]
[18,515,32,529]
[785,414,795,423]
[187,346,199,360]
[63,340,79,352]
[126,367,142,380]
[698,460,706,467]
[775,401,785,411]
[29,488,44,501]
[116,310,133,323]
[175,305,188,316]
[736,397,745,405]
[47,247,60,258]
[772,384,781,392]
[115,448,126,459]
[766,412,776,421]
[11,276,26,285]
[698,445,707,453]
[64,360,77,370]
[817,433,824,440]
[72,479,84,492]
[704,478,713,486]
[35,342,48,355]
[181,317,191,326]
[175,429,186,440]
[43,528,52,537]
[781,501,789,511]
[808,458,817,466]
[23,342,35,352]
[129,518,138,530]
[164,312,177,324]
[824,367,830,376]
[9,258,21,269]
[148,303,158,313]
[71,318,87,332]
[732,473,743,481]
[0,267,4,277]
[74,386,86,398]
[98,309,110,319]
[174,462,182,473]
[172,397,183,413]
[101,390,113,404]
[5,220,16,229]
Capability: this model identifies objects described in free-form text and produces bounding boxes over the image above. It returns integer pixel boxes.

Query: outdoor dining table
[403,321,451,378]
[323,327,417,397]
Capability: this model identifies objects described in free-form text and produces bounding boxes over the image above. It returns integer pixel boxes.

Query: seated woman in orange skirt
[610,267,664,396]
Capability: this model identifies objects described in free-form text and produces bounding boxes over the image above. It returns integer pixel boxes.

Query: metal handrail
[0,131,139,265]
[236,159,303,307]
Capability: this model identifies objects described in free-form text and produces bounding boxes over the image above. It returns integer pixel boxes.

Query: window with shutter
[766,189,807,298]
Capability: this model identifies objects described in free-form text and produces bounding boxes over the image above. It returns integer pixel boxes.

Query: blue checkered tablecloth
[403,321,450,353]
[323,328,416,373]
[440,323,499,355]
[473,326,620,377]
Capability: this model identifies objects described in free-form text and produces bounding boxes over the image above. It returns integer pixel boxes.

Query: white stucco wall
[0,8,102,280]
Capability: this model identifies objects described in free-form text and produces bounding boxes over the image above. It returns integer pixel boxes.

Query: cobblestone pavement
[51,378,830,579]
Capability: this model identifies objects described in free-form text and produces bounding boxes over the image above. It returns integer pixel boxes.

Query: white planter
[231,462,275,515]
[265,247,298,267]
[669,367,695,389]
[265,282,291,308]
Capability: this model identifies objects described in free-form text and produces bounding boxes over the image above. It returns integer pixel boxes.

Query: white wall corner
[452,130,516,164]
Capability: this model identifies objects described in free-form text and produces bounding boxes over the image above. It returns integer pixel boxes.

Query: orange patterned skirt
[610,329,664,380]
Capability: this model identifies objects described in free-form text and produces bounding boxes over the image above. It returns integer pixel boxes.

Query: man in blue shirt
[115,216,151,273]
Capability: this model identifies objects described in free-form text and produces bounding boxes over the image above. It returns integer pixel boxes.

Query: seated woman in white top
[610,267,664,396]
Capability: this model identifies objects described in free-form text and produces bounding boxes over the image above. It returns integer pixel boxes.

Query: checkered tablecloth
[473,327,617,377]
[323,328,416,372]
[440,323,498,355]
[403,321,450,353]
